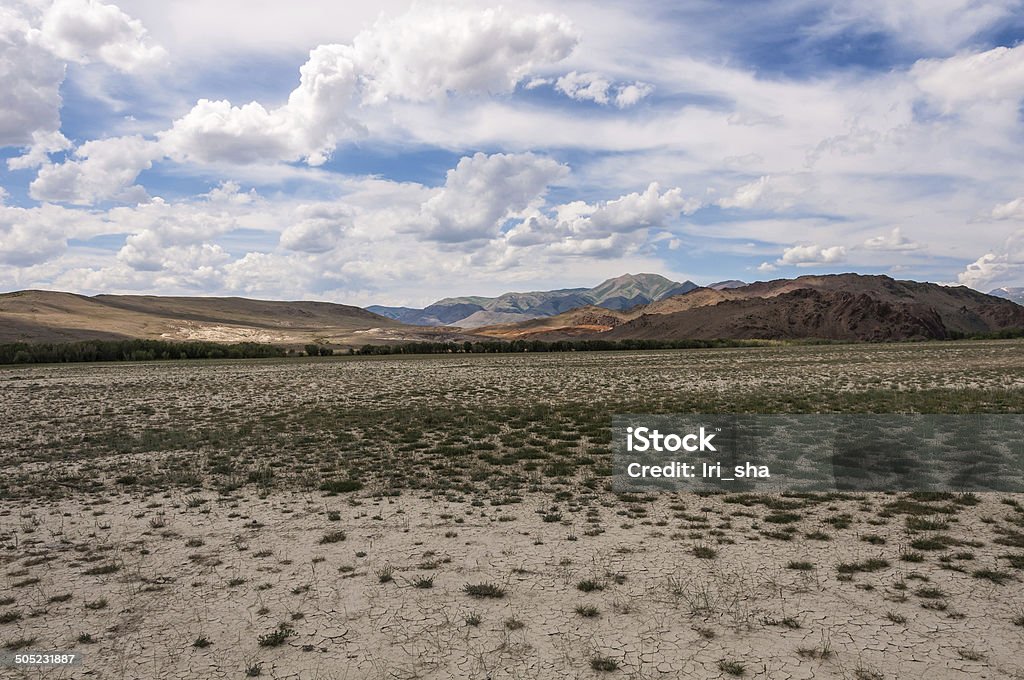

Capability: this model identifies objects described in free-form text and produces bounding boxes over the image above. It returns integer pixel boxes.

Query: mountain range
[1,273,1022,347]
[368,273,710,327]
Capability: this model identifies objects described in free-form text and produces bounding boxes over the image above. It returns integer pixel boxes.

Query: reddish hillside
[477,274,1024,342]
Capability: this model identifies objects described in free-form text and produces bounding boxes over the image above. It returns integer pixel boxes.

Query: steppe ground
[1,341,1023,680]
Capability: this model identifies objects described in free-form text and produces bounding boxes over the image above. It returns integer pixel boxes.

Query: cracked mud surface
[2,491,1024,679]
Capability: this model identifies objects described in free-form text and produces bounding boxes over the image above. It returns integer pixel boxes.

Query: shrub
[910,535,958,551]
[906,517,949,531]
[764,512,801,524]
[463,582,506,599]
[318,530,347,545]
[4,637,37,651]
[915,586,946,599]
[837,558,890,574]
[319,479,362,494]
[692,545,718,559]
[718,660,746,676]
[972,569,1012,584]
[0,611,22,624]
[257,623,295,647]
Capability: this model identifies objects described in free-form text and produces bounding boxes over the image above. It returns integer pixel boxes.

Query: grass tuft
[463,582,506,598]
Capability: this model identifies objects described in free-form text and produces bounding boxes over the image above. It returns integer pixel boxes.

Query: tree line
[945,328,1024,340]
[355,338,780,355]
[0,336,778,365]
[0,339,288,365]
[3,329,1020,365]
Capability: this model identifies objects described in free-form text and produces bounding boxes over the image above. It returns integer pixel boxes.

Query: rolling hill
[0,290,466,346]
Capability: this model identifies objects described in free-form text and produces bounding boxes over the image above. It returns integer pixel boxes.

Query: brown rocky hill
[476,274,1024,342]
[471,306,629,339]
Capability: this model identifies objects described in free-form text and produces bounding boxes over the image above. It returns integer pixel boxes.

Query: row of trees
[946,328,1024,340]
[0,337,772,365]
[355,338,772,355]
[0,339,288,365]
[304,344,335,356]
[4,329,1019,365]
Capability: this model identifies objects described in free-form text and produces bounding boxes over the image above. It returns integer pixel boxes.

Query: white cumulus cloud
[0,202,104,266]
[30,135,161,204]
[862,227,920,251]
[280,204,354,254]
[159,48,363,166]
[554,70,653,108]
[161,7,578,166]
[614,81,655,108]
[0,0,162,148]
[7,130,72,170]
[718,176,771,209]
[957,230,1024,290]
[34,0,166,72]
[912,44,1024,113]
[777,244,847,266]
[991,197,1024,221]
[0,5,66,147]
[351,7,578,104]
[417,152,568,243]
[113,192,250,271]
[505,182,697,249]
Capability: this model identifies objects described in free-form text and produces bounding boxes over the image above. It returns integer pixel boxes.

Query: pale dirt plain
[1,341,1023,680]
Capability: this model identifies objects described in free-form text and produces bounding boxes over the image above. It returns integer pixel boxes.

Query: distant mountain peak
[989,286,1024,305]
[371,273,698,327]
[709,279,746,290]
[606,272,671,283]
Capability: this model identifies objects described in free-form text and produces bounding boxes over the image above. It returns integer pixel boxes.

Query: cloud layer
[2,0,1024,304]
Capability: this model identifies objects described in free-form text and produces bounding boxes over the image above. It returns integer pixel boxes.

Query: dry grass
[0,341,1021,677]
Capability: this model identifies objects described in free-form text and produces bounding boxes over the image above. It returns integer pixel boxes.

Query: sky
[2,0,1024,306]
